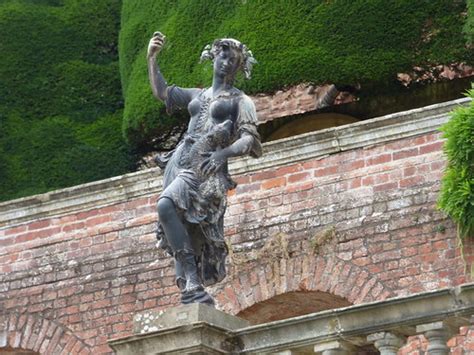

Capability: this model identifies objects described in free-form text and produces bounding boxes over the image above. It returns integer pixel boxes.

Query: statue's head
[200,38,256,80]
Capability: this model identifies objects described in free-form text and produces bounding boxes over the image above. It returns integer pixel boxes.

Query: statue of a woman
[147,32,262,305]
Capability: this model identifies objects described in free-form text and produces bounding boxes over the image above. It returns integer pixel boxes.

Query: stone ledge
[235,283,474,353]
[110,304,247,355]
[0,98,470,228]
[108,283,474,354]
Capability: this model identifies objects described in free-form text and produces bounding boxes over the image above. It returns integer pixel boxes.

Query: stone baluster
[313,340,357,354]
[367,331,406,355]
[416,321,457,355]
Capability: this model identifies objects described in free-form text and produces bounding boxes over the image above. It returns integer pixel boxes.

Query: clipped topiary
[0,0,134,202]
[120,0,473,152]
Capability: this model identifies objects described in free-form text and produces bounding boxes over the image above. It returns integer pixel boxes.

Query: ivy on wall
[0,0,135,202]
[439,88,474,239]
[120,0,473,152]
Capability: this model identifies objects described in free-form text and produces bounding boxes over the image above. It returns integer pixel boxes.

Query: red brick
[77,209,99,220]
[5,225,27,236]
[302,159,324,169]
[362,176,374,186]
[236,182,261,194]
[62,221,85,232]
[403,166,417,177]
[399,176,424,188]
[15,227,61,244]
[86,215,112,227]
[262,177,286,190]
[0,236,15,247]
[393,148,419,160]
[286,181,313,193]
[431,160,445,171]
[276,164,303,176]
[366,154,391,166]
[28,220,51,231]
[314,165,338,177]
[349,177,362,189]
[124,197,149,209]
[419,141,444,154]
[233,175,250,184]
[348,159,365,170]
[287,172,310,184]
[251,170,277,182]
[373,182,398,192]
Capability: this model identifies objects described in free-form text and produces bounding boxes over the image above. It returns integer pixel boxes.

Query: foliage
[120,0,473,151]
[439,88,474,238]
[465,0,474,45]
[0,0,134,202]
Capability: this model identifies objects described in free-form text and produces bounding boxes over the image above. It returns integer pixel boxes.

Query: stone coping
[235,282,474,353]
[0,97,470,228]
[108,283,474,354]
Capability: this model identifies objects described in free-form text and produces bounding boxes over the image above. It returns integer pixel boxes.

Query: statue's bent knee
[157,197,175,224]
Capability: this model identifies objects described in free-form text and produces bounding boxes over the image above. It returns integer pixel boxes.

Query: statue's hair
[200,38,257,79]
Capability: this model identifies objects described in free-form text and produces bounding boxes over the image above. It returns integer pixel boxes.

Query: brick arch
[0,312,92,355]
[214,253,393,317]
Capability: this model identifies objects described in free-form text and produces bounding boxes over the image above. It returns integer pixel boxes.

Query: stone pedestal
[109,304,249,354]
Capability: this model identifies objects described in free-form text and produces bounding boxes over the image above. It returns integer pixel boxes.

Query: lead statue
[147,32,262,305]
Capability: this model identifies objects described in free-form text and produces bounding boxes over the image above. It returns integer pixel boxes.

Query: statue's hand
[148,31,166,58]
[200,151,227,176]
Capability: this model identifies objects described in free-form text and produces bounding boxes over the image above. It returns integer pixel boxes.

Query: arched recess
[266,113,359,141]
[0,312,91,355]
[214,253,393,321]
[237,290,351,324]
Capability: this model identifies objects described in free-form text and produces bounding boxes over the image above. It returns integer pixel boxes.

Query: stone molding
[0,97,470,228]
[234,283,474,353]
[109,283,474,354]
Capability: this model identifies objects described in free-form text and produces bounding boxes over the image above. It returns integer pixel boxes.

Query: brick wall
[0,99,473,354]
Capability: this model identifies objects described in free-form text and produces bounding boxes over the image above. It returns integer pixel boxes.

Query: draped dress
[156,85,262,286]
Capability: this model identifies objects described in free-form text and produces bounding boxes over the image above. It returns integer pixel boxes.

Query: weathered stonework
[250,83,356,124]
[109,284,474,354]
[0,98,473,354]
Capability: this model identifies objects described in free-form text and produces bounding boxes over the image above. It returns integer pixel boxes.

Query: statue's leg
[174,258,186,291]
[157,197,214,306]
[157,197,192,251]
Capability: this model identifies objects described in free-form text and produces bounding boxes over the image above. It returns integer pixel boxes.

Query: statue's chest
[209,99,236,122]
[187,94,238,134]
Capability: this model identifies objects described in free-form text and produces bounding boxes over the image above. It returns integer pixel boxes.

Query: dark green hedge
[0,0,134,202]
[466,0,474,45]
[120,0,473,150]
[439,88,474,239]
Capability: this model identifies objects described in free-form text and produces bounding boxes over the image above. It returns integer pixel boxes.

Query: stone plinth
[108,304,249,354]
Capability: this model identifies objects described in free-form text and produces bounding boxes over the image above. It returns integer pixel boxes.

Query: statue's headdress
[200,38,257,79]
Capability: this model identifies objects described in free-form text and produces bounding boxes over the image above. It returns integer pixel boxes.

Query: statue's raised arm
[147,31,200,109]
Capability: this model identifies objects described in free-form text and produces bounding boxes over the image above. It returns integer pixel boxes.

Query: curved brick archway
[236,290,352,324]
[0,312,92,355]
[213,252,393,317]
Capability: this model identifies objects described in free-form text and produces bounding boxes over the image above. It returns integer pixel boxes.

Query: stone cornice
[0,98,470,228]
[109,283,474,354]
[234,283,474,353]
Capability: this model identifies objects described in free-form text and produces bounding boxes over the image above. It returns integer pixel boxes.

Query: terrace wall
[1,99,473,354]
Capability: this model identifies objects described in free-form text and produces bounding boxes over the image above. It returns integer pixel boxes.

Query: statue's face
[213,45,242,80]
